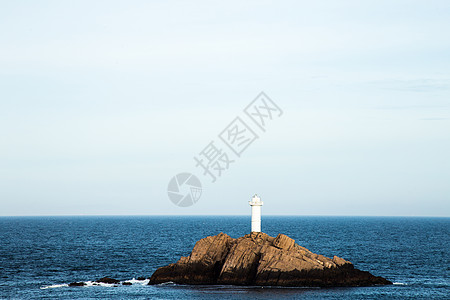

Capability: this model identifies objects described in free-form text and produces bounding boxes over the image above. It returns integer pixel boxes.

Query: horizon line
[0,214,448,218]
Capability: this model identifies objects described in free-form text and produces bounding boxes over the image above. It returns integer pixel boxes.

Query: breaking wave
[40,278,150,289]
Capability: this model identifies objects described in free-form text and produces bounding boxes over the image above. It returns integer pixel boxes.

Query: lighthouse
[249,194,263,232]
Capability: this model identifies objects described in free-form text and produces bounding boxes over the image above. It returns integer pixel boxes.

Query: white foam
[40,278,150,289]
[84,281,117,287]
[40,284,68,289]
[393,282,407,285]
[158,281,175,286]
[123,278,150,285]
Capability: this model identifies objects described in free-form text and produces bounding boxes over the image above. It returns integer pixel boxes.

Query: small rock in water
[68,282,86,287]
[137,277,146,280]
[122,282,132,285]
[96,277,120,284]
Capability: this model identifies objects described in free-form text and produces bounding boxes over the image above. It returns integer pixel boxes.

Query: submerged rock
[96,277,120,284]
[68,281,86,287]
[149,232,392,287]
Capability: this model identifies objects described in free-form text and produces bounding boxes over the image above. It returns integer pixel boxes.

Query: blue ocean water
[0,216,448,299]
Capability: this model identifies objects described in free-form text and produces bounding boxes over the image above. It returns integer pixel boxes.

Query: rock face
[149,232,392,287]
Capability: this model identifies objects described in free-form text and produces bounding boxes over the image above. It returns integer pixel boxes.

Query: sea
[0,216,448,299]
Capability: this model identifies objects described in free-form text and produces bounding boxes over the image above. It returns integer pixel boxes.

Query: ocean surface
[0,216,448,299]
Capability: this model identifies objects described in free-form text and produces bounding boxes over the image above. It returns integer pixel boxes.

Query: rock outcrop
[68,281,86,287]
[67,276,150,287]
[149,232,392,287]
[96,277,121,284]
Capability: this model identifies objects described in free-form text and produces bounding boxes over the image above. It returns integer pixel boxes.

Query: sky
[0,0,449,216]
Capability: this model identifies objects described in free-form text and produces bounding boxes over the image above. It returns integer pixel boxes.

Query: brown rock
[272,233,295,251]
[218,233,271,284]
[96,277,120,284]
[149,232,233,284]
[149,232,392,287]
[188,232,232,264]
[333,255,351,266]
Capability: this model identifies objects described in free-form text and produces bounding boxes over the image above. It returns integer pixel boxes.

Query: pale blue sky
[0,1,449,216]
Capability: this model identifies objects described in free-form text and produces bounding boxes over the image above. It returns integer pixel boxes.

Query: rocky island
[149,232,392,287]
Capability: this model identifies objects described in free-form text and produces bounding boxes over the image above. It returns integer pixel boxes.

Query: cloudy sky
[1,1,449,216]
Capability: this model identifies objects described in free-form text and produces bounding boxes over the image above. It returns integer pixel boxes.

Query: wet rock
[96,277,120,284]
[68,282,86,287]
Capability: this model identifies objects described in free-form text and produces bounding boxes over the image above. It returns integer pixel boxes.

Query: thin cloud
[368,78,450,92]
[420,117,449,121]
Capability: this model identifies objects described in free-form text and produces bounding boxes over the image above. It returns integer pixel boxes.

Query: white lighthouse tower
[249,194,263,232]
